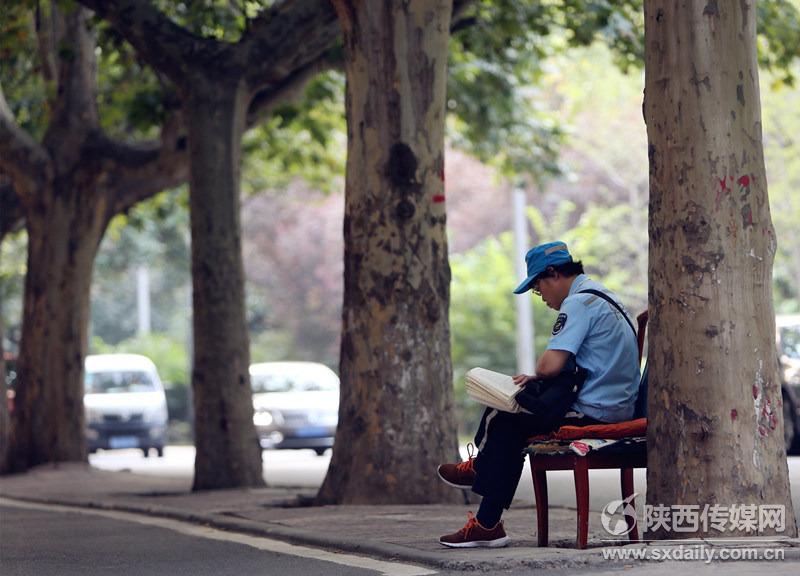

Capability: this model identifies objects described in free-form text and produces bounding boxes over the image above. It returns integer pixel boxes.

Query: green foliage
[249,329,294,365]
[91,332,188,387]
[757,0,800,86]
[153,0,274,42]
[560,204,648,313]
[93,188,191,345]
[93,21,168,138]
[446,0,799,180]
[0,230,27,352]
[763,63,800,311]
[447,0,645,180]
[0,0,48,138]
[0,1,169,141]
[450,233,545,432]
[242,71,346,195]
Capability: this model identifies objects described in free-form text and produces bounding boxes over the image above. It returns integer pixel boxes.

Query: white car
[250,362,339,455]
[84,354,169,457]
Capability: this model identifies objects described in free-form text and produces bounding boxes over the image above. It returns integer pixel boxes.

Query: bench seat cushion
[551,417,647,440]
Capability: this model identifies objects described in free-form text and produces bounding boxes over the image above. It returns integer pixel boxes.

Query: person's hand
[512,374,535,387]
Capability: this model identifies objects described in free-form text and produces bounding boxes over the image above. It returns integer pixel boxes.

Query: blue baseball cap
[513,241,573,294]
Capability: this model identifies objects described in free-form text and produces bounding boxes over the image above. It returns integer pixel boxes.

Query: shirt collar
[568,274,590,296]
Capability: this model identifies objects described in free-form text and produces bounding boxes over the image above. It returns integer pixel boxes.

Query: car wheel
[156,446,164,458]
[314,448,328,456]
[784,392,798,455]
[142,447,150,458]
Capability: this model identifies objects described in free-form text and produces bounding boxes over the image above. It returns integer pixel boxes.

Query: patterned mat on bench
[525,417,647,457]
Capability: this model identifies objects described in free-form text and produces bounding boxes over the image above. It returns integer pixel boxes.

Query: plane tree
[3,0,797,499]
[644,0,797,537]
[0,3,189,471]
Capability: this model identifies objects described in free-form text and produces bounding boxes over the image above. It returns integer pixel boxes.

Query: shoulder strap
[578,289,637,339]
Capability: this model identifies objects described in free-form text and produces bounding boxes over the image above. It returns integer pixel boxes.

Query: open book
[465,367,524,413]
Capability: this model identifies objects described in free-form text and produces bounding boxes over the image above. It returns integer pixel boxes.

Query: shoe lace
[455,442,475,473]
[459,512,480,538]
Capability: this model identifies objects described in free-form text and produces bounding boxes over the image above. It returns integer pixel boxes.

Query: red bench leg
[531,462,549,547]
[620,467,639,543]
[574,457,589,549]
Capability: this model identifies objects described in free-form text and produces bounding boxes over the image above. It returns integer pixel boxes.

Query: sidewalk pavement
[1,464,799,572]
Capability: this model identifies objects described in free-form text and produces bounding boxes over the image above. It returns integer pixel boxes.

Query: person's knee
[486,411,522,434]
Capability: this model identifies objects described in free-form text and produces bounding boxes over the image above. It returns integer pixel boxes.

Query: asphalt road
[0,502,429,576]
[3,502,797,576]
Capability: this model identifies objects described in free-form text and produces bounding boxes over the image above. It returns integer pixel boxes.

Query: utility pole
[136,266,151,335]
[513,187,535,374]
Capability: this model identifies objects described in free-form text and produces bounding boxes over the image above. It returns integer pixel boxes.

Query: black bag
[515,355,587,431]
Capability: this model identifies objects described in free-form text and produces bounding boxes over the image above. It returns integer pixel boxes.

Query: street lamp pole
[513,187,535,374]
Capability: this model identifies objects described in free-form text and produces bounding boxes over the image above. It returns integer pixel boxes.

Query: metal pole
[136,266,151,335]
[513,187,535,374]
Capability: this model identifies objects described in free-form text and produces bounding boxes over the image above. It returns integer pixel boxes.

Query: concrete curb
[4,490,800,570]
[0,494,619,570]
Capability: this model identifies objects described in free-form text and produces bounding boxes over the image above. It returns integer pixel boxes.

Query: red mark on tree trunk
[730,408,738,420]
[738,175,750,187]
[433,195,445,203]
[716,177,731,209]
[752,384,759,399]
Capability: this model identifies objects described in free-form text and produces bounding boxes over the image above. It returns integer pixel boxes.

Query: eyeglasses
[531,273,551,296]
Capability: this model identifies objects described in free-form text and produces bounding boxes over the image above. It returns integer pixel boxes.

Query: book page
[465,367,524,412]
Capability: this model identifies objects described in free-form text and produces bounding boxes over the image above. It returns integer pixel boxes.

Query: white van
[84,354,169,457]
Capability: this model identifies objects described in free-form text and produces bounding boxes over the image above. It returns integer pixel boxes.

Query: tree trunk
[644,0,797,538]
[8,187,107,470]
[186,87,264,491]
[318,0,459,504]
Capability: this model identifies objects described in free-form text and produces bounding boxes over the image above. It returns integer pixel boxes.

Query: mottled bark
[9,185,107,469]
[317,0,458,504]
[0,181,24,238]
[644,0,796,537]
[187,87,263,490]
[0,5,188,473]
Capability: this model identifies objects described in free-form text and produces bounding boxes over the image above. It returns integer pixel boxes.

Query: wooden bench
[526,311,649,549]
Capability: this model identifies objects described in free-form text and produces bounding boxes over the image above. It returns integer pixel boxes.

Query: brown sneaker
[437,443,476,489]
[439,512,509,548]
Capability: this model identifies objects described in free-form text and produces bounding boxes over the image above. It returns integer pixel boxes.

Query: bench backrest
[633,311,649,420]
[633,362,648,419]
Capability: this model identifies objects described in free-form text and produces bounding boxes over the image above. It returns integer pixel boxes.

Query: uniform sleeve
[546,297,590,355]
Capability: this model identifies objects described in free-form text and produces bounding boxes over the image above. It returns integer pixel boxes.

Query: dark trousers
[472,408,602,509]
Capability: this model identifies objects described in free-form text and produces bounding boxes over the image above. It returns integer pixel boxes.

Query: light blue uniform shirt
[545,274,640,422]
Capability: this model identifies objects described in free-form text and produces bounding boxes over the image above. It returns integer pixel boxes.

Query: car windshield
[251,370,338,393]
[85,371,158,394]
[780,325,800,360]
